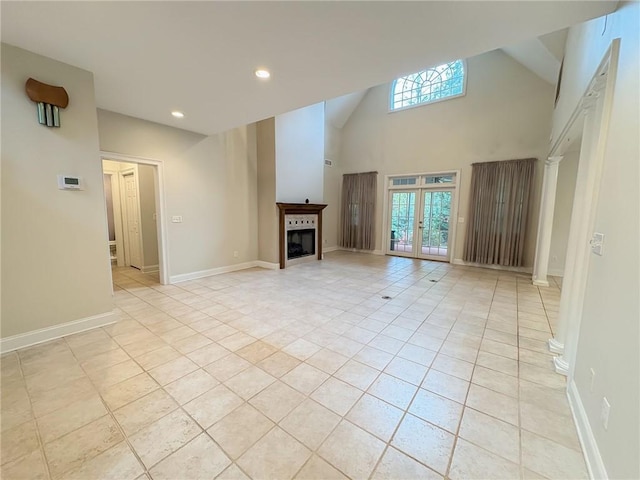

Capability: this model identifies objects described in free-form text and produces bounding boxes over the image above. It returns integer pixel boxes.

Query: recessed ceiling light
[171,111,185,118]
[255,69,271,79]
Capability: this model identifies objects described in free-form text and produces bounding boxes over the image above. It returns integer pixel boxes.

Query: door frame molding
[101,151,169,285]
[382,170,460,262]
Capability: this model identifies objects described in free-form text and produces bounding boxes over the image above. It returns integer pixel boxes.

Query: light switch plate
[171,216,183,223]
[591,232,604,255]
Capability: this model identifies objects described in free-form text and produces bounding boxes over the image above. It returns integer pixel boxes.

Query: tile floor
[0,252,587,480]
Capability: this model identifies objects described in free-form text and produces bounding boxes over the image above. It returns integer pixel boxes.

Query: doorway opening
[384,172,459,262]
[101,153,168,285]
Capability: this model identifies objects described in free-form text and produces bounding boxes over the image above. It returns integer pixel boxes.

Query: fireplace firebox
[287,229,315,259]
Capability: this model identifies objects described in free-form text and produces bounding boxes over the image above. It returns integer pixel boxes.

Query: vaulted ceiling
[1,2,616,135]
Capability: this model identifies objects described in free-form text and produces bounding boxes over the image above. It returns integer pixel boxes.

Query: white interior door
[122,171,143,269]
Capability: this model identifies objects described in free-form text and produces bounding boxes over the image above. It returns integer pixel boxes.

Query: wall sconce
[25,78,69,127]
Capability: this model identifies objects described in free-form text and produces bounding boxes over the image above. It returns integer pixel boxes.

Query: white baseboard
[170,261,258,283]
[323,246,339,253]
[0,311,118,354]
[567,379,608,479]
[452,258,533,274]
[336,247,384,256]
[254,261,279,270]
[548,268,565,277]
[169,248,394,283]
[141,264,159,274]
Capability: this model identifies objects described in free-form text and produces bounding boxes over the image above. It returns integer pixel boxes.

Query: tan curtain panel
[463,158,535,266]
[339,172,377,250]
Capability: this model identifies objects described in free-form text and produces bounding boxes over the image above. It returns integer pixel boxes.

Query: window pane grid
[391,60,465,110]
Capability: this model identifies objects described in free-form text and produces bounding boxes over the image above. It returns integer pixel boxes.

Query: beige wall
[256,118,278,264]
[97,110,258,278]
[323,122,343,249]
[275,103,324,204]
[557,3,639,478]
[1,44,114,338]
[337,50,554,264]
[548,149,579,276]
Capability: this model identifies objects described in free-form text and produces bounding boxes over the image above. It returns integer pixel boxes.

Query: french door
[387,174,456,261]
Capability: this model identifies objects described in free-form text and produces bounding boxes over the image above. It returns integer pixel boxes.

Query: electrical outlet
[601,397,610,430]
[233,251,239,258]
[590,368,596,392]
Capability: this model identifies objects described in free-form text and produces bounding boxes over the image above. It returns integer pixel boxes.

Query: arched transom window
[390,60,466,111]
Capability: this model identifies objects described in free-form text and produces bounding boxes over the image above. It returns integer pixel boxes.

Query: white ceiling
[501,35,564,85]
[325,90,369,130]
[1,2,616,136]
[500,28,569,85]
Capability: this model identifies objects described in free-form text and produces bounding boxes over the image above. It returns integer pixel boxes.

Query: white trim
[389,59,468,113]
[0,311,118,354]
[547,267,565,277]
[337,247,383,255]
[254,261,279,270]
[141,264,159,274]
[548,337,565,354]
[323,246,339,253]
[547,39,620,382]
[170,261,259,283]
[101,152,169,285]
[382,170,460,263]
[451,258,532,274]
[567,379,608,480]
[553,356,570,376]
[531,157,562,286]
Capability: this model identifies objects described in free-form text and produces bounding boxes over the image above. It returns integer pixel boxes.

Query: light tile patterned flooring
[0,252,587,480]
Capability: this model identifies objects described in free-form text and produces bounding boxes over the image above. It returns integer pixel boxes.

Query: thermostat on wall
[57,174,84,190]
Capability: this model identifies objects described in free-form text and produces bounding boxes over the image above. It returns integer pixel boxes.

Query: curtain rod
[471,158,536,166]
[343,171,378,176]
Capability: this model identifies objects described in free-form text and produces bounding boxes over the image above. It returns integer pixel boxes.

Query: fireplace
[277,203,327,269]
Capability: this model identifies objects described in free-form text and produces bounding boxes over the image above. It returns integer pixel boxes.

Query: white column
[549,95,600,371]
[532,156,563,287]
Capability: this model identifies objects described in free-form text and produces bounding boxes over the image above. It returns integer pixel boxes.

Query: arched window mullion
[390,60,466,111]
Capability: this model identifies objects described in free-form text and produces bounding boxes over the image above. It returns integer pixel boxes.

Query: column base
[532,278,550,287]
[553,356,569,376]
[548,337,564,354]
